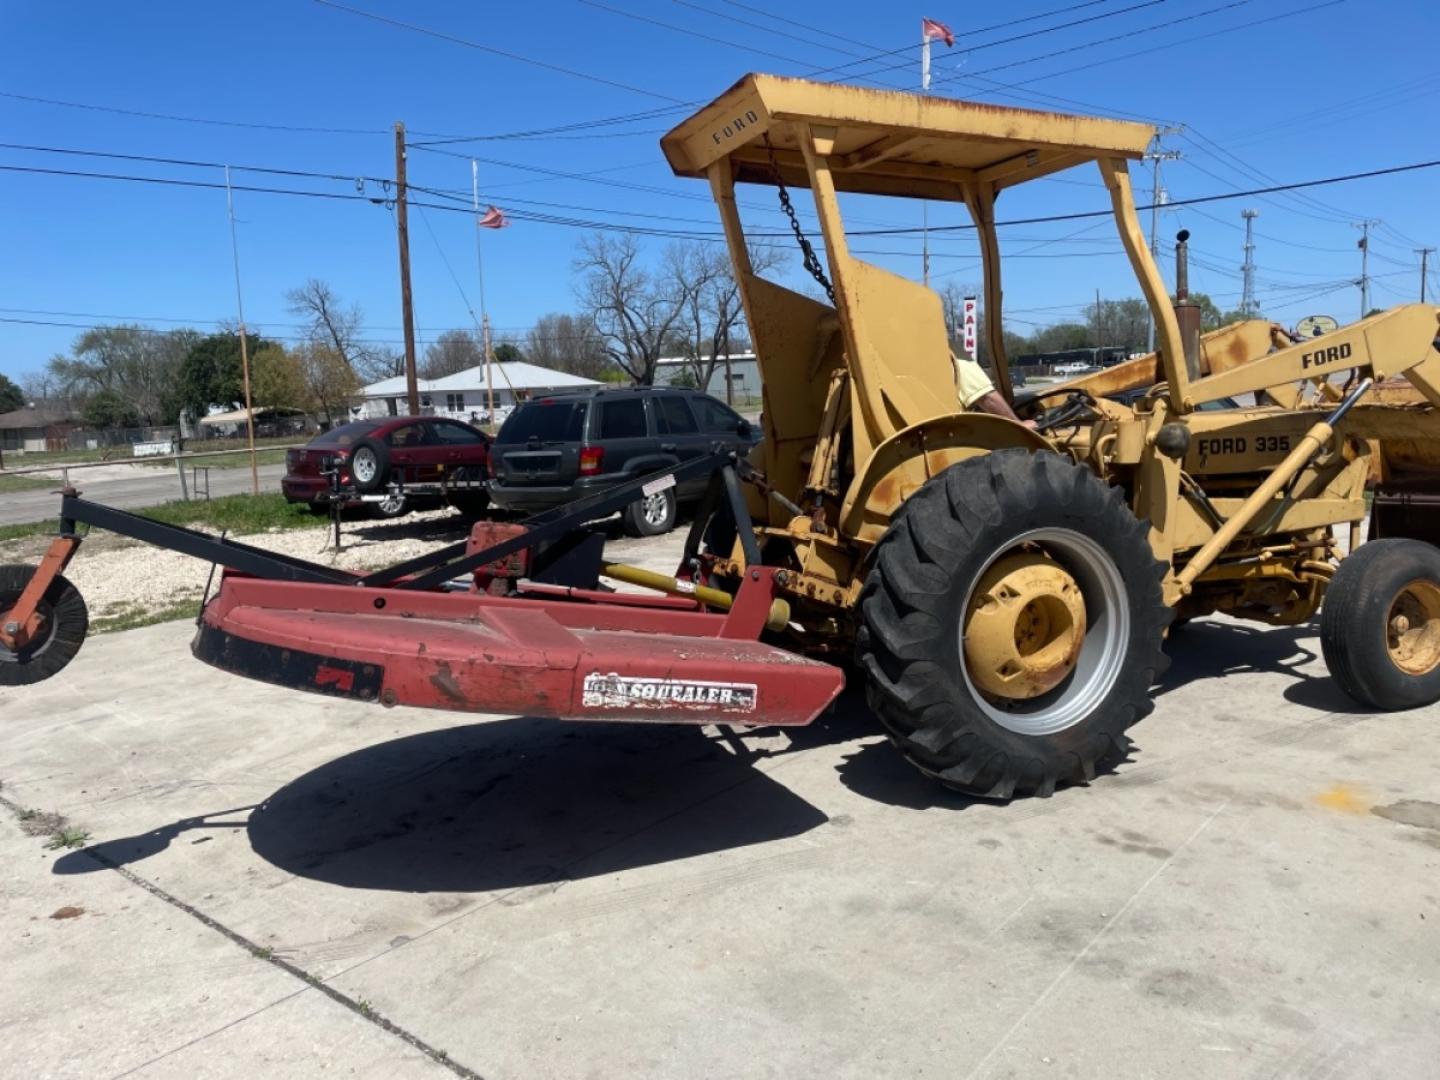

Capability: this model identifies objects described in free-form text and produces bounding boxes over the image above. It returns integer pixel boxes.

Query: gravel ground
[19,506,684,629]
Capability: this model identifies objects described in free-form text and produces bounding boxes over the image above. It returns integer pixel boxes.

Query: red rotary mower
[0,451,845,729]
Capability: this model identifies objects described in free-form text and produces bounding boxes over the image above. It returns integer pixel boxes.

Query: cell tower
[1240,209,1259,317]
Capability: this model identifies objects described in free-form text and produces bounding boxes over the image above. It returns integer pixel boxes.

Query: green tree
[493,341,523,364]
[250,345,306,410]
[0,372,23,412]
[81,389,139,428]
[177,332,276,421]
[48,325,197,425]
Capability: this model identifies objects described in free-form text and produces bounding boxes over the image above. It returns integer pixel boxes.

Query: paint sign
[962,296,978,357]
[581,672,758,713]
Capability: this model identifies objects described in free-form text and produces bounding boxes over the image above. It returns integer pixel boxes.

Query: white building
[652,352,760,403]
[357,362,601,423]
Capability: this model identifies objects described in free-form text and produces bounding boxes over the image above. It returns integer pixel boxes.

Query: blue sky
[2,0,1438,382]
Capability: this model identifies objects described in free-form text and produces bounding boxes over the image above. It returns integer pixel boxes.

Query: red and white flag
[477,205,509,229]
[922,17,955,47]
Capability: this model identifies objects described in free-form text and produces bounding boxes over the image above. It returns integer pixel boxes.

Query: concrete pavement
[2,591,1439,1077]
[0,463,288,526]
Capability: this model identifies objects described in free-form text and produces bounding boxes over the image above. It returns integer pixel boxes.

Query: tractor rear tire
[856,449,1172,800]
[0,564,88,686]
[1321,538,1440,710]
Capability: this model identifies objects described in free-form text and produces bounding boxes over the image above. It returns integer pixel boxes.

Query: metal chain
[763,135,835,305]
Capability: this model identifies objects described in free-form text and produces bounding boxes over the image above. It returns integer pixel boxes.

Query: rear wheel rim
[1385,579,1440,676]
[378,494,405,515]
[352,449,377,484]
[642,493,669,527]
[959,527,1129,736]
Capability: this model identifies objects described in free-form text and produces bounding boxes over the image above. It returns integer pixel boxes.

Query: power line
[935,0,1251,85]
[311,0,687,103]
[941,0,1345,95]
[0,89,388,136]
[5,152,1438,246]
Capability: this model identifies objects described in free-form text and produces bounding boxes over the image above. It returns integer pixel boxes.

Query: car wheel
[349,437,390,493]
[622,488,677,537]
[369,493,409,520]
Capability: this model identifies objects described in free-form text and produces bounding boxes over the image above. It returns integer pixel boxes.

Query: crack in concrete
[0,790,482,1080]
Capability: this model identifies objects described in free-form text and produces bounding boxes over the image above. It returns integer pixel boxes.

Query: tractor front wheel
[1321,538,1440,710]
[857,449,1172,800]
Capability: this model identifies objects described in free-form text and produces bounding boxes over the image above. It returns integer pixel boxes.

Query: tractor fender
[840,413,1051,545]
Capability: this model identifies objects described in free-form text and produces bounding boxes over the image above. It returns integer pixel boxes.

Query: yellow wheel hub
[963,552,1087,700]
[1386,579,1440,676]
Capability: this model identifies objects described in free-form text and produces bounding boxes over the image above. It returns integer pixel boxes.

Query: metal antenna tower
[1240,209,1259,317]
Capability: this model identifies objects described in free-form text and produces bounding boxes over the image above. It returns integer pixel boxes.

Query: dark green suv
[487,386,758,536]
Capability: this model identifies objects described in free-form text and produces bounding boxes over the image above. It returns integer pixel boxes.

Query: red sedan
[283,416,491,519]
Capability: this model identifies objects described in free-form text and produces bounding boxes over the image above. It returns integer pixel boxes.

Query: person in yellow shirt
[952,351,1033,426]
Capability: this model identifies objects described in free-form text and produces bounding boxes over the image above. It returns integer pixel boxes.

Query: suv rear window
[598,397,648,439]
[310,421,379,447]
[497,399,587,443]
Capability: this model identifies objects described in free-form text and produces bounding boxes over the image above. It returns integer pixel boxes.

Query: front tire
[1321,538,1440,710]
[856,449,1171,800]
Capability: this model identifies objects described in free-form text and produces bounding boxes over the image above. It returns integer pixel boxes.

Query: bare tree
[19,369,62,405]
[668,241,784,399]
[295,341,360,427]
[525,312,610,379]
[422,329,483,379]
[285,279,395,382]
[574,234,689,385]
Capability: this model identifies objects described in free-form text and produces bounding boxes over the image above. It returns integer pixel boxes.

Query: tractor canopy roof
[661,73,1156,201]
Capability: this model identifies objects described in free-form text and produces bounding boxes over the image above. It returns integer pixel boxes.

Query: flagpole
[472,159,495,427]
[921,32,931,287]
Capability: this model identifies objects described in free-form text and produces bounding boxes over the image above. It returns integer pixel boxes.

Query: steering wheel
[1031,391,1097,434]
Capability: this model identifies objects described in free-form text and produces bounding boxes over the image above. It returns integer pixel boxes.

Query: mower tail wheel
[349,436,391,493]
[1321,538,1440,710]
[0,564,88,686]
[856,449,1172,800]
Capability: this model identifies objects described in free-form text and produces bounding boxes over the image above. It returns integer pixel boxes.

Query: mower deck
[192,571,843,725]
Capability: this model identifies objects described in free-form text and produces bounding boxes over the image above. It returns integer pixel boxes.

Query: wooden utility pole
[1418,247,1435,303]
[394,122,419,416]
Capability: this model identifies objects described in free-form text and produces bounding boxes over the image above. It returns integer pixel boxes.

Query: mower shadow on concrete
[233,716,833,895]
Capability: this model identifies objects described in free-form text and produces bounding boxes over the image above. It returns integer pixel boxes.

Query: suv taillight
[579,446,604,476]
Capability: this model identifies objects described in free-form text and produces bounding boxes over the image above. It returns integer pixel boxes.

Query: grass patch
[45,827,90,850]
[182,447,289,470]
[138,492,321,535]
[0,473,58,493]
[91,597,203,634]
[0,520,53,543]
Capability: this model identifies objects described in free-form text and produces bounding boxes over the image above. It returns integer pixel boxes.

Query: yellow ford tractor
[6,74,1440,802]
